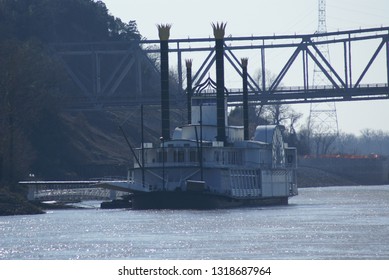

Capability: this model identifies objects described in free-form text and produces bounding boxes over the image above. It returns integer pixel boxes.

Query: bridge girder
[53,26,389,109]
[23,181,128,202]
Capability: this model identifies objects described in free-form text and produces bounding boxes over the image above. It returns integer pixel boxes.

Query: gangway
[19,179,131,202]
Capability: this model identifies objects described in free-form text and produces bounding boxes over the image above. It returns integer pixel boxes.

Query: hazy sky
[102,0,389,135]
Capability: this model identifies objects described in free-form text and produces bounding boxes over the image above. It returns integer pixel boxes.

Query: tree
[0,39,68,184]
[228,105,268,137]
[0,0,142,43]
[263,104,302,128]
[0,0,152,185]
[229,67,304,140]
[255,68,303,136]
[294,128,311,155]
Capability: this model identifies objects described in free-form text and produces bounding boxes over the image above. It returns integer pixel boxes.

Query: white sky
[102,0,389,135]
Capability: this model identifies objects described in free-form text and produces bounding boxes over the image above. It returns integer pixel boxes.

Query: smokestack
[241,58,249,140]
[185,59,193,124]
[158,24,171,140]
[212,22,227,143]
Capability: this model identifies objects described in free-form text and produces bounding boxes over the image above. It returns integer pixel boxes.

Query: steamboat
[103,23,298,209]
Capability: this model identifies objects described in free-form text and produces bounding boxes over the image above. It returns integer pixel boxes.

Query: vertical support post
[261,43,266,91]
[348,34,352,87]
[136,52,142,97]
[141,104,145,187]
[386,37,389,86]
[343,41,348,89]
[302,47,309,92]
[160,137,165,191]
[212,22,227,144]
[200,104,204,181]
[158,24,171,141]
[241,58,249,140]
[305,49,309,90]
[177,42,183,95]
[302,49,306,91]
[186,59,193,124]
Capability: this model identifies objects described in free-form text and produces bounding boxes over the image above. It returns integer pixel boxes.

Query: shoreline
[0,167,383,216]
[0,189,44,216]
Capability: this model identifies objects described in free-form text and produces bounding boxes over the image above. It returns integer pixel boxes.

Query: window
[174,150,185,162]
[189,150,197,162]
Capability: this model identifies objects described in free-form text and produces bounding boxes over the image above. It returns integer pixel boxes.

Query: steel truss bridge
[21,180,128,202]
[53,26,389,109]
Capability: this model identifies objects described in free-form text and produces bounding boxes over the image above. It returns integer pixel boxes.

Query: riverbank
[0,167,364,216]
[297,166,358,188]
[0,188,44,216]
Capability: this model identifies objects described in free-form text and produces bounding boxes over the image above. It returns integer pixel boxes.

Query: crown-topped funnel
[211,22,227,39]
[212,22,227,143]
[157,24,171,40]
[158,24,171,140]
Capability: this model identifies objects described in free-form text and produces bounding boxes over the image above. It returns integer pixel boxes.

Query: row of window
[142,148,244,165]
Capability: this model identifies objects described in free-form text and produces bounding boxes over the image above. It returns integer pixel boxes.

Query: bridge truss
[53,26,389,108]
[22,180,128,202]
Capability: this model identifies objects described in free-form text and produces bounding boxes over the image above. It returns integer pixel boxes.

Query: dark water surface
[1,186,388,259]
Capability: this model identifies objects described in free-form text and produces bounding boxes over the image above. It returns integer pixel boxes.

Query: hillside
[0,0,160,183]
[0,188,44,216]
[0,0,174,215]
[45,107,185,180]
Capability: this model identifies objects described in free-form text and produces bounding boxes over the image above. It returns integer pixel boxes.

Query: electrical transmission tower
[308,0,339,155]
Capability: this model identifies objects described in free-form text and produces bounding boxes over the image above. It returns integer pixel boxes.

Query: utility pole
[308,0,339,155]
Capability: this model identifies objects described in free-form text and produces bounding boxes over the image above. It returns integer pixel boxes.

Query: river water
[0,186,388,260]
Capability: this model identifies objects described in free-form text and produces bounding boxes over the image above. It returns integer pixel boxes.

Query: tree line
[229,103,389,157]
[227,65,389,157]
[0,0,142,185]
[0,0,141,43]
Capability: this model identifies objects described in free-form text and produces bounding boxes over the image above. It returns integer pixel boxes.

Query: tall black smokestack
[212,22,227,143]
[241,58,249,140]
[158,24,171,140]
[185,59,193,124]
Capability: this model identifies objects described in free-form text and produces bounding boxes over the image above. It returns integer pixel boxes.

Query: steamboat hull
[131,191,289,210]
